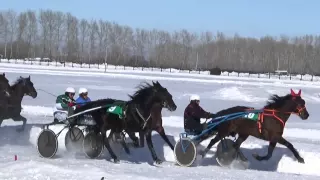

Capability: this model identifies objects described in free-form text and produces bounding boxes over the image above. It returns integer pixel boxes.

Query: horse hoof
[154,159,162,164]
[200,149,209,158]
[113,158,120,163]
[252,153,261,161]
[298,158,305,164]
[124,150,131,155]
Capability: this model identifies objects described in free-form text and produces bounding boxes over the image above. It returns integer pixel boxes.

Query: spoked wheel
[37,129,58,158]
[174,137,197,167]
[83,132,104,159]
[215,139,237,167]
[65,127,84,152]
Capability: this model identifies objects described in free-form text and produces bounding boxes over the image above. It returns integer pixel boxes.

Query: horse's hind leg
[119,132,131,155]
[12,115,27,132]
[201,132,227,158]
[233,134,249,161]
[127,132,140,147]
[101,125,119,163]
[156,126,174,150]
[277,137,304,163]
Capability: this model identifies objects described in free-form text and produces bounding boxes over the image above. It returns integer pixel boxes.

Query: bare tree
[64,13,79,62]
[53,11,65,62]
[2,9,320,75]
[6,10,17,59]
[26,10,37,59]
[88,20,98,66]
[0,11,9,58]
[78,19,89,64]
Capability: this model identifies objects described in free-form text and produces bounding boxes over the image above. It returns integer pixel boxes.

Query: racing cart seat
[53,104,73,124]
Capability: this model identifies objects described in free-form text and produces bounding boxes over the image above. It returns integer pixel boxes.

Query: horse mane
[0,73,9,83]
[74,98,117,113]
[11,77,26,89]
[128,82,154,103]
[264,94,292,109]
[215,106,253,116]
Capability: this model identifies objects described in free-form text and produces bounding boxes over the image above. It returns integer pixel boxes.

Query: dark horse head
[0,73,11,97]
[264,89,309,120]
[128,81,177,111]
[11,76,37,99]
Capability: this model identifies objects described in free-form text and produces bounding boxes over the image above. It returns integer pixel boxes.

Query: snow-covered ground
[1,64,320,179]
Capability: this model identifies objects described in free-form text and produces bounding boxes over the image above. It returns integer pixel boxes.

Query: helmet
[78,87,88,94]
[65,87,75,93]
[190,94,200,101]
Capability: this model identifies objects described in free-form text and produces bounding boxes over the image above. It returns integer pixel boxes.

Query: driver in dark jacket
[184,94,216,134]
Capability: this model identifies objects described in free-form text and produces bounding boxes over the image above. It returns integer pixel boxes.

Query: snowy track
[1,110,320,179]
[1,64,320,179]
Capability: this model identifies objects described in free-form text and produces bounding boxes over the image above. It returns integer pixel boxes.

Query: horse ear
[297,89,301,96]
[290,89,296,96]
[28,75,30,79]
[2,73,5,77]
[152,81,156,86]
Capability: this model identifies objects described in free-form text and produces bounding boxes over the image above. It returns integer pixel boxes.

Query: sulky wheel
[174,137,197,167]
[215,138,237,167]
[37,129,58,158]
[65,127,84,152]
[83,132,104,159]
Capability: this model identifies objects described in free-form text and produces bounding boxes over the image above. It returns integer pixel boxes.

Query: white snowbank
[2,66,320,90]
[1,59,319,82]
[1,61,320,87]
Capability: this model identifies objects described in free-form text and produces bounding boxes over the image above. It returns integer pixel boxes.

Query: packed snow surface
[1,63,320,179]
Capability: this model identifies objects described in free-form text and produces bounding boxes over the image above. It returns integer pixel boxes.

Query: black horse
[0,76,37,132]
[0,73,11,97]
[201,89,309,164]
[75,81,177,164]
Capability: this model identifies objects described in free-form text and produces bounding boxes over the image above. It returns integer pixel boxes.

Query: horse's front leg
[252,141,277,161]
[156,126,174,150]
[277,137,304,163]
[145,131,162,164]
[12,115,27,132]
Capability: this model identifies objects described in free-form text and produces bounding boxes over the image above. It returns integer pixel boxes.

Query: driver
[184,94,216,134]
[53,87,76,124]
[76,87,91,107]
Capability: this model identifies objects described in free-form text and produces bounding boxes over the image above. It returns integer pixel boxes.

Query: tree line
[0,9,319,75]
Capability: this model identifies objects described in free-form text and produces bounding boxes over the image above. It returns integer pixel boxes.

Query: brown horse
[201,89,309,164]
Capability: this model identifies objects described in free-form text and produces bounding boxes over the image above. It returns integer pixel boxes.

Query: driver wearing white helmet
[76,87,91,107]
[184,94,216,134]
[53,87,76,123]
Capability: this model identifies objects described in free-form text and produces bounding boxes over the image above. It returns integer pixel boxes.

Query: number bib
[106,106,124,118]
[243,112,259,121]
